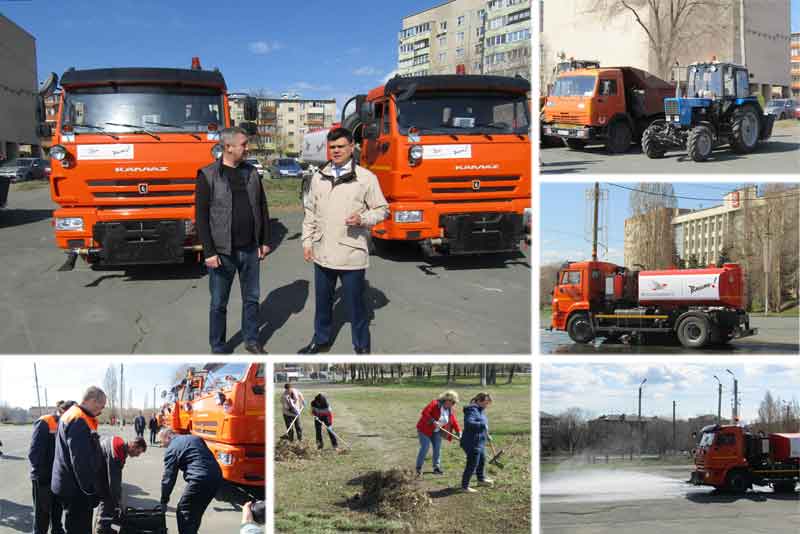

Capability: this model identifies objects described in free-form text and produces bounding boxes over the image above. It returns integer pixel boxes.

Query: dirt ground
[273,379,531,533]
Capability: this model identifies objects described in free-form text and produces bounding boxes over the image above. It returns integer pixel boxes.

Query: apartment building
[0,14,39,160]
[792,32,800,98]
[483,0,532,78]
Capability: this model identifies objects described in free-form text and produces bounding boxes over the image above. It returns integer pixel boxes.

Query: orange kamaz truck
[189,363,265,487]
[341,75,531,256]
[42,58,257,269]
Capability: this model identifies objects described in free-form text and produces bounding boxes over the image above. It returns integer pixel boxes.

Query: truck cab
[190,363,265,487]
[551,260,622,336]
[166,369,207,434]
[346,75,531,256]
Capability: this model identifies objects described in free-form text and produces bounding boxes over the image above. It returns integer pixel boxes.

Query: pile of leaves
[275,439,315,462]
[348,468,431,518]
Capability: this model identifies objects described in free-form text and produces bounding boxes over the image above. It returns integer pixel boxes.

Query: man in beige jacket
[299,127,388,354]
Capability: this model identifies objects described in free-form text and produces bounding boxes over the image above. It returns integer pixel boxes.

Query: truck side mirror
[243,96,258,121]
[358,98,374,124]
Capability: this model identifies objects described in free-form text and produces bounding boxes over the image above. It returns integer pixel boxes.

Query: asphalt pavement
[541,120,800,175]
[540,465,799,534]
[0,423,258,533]
[0,185,531,354]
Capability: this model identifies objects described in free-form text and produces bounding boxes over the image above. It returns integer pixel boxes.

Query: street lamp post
[712,375,722,424]
[638,378,647,454]
[726,369,738,423]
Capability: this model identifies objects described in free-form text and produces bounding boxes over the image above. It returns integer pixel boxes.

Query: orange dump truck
[341,74,531,256]
[190,363,265,487]
[542,66,673,153]
[42,59,257,269]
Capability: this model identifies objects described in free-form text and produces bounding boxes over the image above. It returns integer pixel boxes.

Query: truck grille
[549,112,587,124]
[87,177,196,205]
[664,101,679,115]
[427,176,520,197]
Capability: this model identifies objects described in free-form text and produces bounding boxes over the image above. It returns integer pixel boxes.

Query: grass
[11,180,50,192]
[345,375,532,389]
[540,455,692,475]
[264,177,303,209]
[274,382,531,534]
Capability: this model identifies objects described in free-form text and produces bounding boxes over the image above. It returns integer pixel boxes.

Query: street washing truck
[320,75,531,256]
[690,425,799,493]
[551,261,757,349]
[190,363,265,487]
[542,66,674,153]
[41,58,258,270]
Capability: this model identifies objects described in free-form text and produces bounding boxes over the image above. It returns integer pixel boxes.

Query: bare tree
[103,365,119,421]
[626,183,678,269]
[757,391,781,433]
[557,408,589,455]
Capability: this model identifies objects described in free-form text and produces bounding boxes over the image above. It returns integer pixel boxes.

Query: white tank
[300,128,331,167]
[638,272,721,303]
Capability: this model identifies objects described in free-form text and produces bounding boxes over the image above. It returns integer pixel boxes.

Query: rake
[313,415,352,449]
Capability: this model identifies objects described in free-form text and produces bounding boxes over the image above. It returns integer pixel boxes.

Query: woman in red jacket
[415,390,461,477]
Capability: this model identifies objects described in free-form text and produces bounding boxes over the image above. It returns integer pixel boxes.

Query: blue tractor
[641,62,774,162]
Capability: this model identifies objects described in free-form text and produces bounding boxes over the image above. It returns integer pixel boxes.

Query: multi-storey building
[792,32,800,98]
[0,14,39,160]
[483,0,531,78]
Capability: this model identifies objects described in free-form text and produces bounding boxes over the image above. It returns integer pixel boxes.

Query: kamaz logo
[115,166,168,172]
[455,164,499,171]
[688,282,714,294]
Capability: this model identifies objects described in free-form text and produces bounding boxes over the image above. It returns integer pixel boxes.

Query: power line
[606,183,800,202]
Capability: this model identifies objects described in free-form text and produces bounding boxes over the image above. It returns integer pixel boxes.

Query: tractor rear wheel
[730,106,760,153]
[641,123,666,159]
[606,120,632,154]
[677,315,712,348]
[567,313,594,344]
[688,126,713,162]
[565,139,587,150]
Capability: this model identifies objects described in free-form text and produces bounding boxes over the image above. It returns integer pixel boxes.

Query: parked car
[764,99,795,120]
[269,158,303,179]
[245,158,264,178]
[0,157,48,183]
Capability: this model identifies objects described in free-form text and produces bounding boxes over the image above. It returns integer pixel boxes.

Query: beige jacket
[301,160,389,270]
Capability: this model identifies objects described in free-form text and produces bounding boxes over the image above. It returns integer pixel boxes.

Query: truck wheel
[677,315,712,349]
[772,481,797,493]
[725,470,750,494]
[730,106,760,153]
[687,126,713,162]
[606,120,632,154]
[567,313,594,344]
[641,124,666,159]
[565,139,587,150]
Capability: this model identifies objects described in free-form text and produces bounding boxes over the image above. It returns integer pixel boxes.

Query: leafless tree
[556,408,589,455]
[626,183,678,269]
[757,390,781,433]
[103,364,119,420]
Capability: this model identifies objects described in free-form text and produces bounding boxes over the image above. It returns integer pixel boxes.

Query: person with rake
[311,393,338,450]
[415,390,461,478]
[459,392,495,493]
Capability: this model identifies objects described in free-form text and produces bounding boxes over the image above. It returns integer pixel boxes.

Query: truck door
[556,270,583,313]
[711,430,740,464]
[364,99,390,167]
[594,73,623,127]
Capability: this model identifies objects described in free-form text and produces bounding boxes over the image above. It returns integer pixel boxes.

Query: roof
[401,0,454,21]
[60,67,226,89]
[383,75,530,97]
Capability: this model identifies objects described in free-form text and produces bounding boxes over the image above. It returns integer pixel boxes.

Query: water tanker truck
[690,425,799,493]
[551,261,757,349]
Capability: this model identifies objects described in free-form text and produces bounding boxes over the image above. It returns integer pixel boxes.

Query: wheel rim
[697,132,711,156]
[685,322,703,342]
[741,113,758,146]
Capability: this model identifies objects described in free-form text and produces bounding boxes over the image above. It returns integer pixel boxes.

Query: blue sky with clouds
[1,0,441,112]
[541,362,799,423]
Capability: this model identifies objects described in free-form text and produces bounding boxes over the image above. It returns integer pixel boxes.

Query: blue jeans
[416,431,442,471]
[461,447,486,488]
[208,246,260,352]
[313,264,369,350]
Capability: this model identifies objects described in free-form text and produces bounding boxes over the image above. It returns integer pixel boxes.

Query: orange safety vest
[60,404,99,432]
[39,414,59,433]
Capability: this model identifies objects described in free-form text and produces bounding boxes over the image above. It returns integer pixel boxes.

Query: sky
[0,0,441,114]
[541,362,800,424]
[0,360,200,411]
[539,182,770,266]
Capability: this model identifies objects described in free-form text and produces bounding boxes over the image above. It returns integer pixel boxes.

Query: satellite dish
[39,72,58,97]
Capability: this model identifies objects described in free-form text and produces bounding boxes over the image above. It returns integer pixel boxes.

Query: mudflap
[439,212,523,254]
[93,220,185,265]
[689,471,704,485]
[760,113,775,140]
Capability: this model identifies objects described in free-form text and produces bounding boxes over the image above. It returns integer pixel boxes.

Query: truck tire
[730,106,760,154]
[567,313,594,344]
[772,481,797,493]
[565,139,587,150]
[677,315,712,349]
[641,123,666,159]
[687,126,713,162]
[606,120,632,154]
[725,470,751,494]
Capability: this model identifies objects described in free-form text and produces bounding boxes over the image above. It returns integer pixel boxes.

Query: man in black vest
[196,127,271,354]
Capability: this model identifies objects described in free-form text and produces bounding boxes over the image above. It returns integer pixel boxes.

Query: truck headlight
[211,143,223,159]
[408,145,423,166]
[217,452,234,465]
[394,210,423,223]
[55,217,84,231]
[50,145,68,161]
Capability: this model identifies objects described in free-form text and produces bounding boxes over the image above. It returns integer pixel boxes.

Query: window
[400,43,414,54]
[717,433,736,446]
[414,38,429,50]
[561,271,581,285]
[599,79,617,96]
[456,47,464,58]
[735,69,749,98]
[288,119,294,124]
[489,17,504,30]
[381,101,391,134]
[438,51,447,63]
[476,27,484,37]
[457,31,465,45]
[505,0,523,6]
[413,54,430,66]
[288,131,294,137]
[507,8,531,24]
[288,106,294,112]
[457,15,465,26]
[440,21,447,31]
[488,0,502,9]
[438,36,447,47]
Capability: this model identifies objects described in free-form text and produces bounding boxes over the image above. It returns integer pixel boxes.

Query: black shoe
[354,346,371,354]
[298,341,331,354]
[433,467,444,475]
[245,343,267,354]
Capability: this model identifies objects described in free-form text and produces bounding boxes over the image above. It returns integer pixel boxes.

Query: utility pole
[763,227,771,316]
[120,363,124,426]
[672,401,677,455]
[713,375,722,424]
[592,182,600,261]
[44,388,48,411]
[638,378,647,454]
[726,369,738,423]
[33,363,42,416]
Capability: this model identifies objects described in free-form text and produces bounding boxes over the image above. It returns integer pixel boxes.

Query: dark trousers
[150,429,158,444]
[33,480,64,534]
[135,429,144,439]
[313,264,369,350]
[61,492,93,534]
[208,246,260,353]
[283,414,303,441]
[314,415,338,449]
[176,481,219,534]
[461,448,486,489]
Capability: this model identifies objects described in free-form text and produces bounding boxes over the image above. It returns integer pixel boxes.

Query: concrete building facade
[0,14,39,160]
[542,0,791,99]
[397,0,531,78]
[792,32,800,98]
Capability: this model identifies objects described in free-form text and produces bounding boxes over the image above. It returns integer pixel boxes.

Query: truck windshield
[396,92,529,135]
[698,432,715,447]
[551,76,596,97]
[687,66,723,98]
[203,363,248,393]
[62,85,224,134]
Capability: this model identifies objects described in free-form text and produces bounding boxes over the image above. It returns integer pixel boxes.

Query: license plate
[554,123,579,129]
[558,130,570,136]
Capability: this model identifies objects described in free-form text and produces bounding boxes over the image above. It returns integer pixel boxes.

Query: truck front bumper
[542,123,596,141]
[689,470,705,485]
